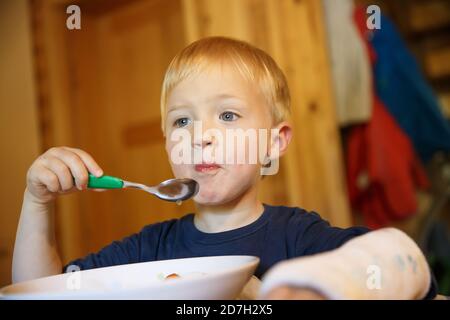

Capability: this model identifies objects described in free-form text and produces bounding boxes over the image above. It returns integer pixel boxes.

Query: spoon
[85,173,199,202]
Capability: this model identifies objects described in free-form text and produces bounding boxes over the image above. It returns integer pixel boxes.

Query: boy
[13,37,437,299]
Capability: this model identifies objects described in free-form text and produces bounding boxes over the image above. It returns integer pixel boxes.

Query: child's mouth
[194,163,221,173]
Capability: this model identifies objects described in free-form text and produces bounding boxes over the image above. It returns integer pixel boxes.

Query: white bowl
[0,255,259,300]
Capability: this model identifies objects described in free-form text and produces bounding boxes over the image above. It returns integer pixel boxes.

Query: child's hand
[25,147,104,204]
[262,285,326,300]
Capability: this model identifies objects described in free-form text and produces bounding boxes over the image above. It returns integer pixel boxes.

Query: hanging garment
[347,7,430,228]
[369,12,450,162]
[347,96,430,228]
[322,0,372,126]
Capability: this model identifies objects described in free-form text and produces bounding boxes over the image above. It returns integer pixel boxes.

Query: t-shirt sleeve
[62,222,166,273]
[62,234,140,273]
[292,211,370,257]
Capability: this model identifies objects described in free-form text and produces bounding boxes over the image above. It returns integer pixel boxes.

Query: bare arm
[12,190,62,282]
[12,147,103,283]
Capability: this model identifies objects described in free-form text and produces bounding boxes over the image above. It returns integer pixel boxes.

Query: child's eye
[219,111,240,122]
[173,117,191,128]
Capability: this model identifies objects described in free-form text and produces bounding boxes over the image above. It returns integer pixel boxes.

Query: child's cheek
[166,141,180,165]
[170,163,189,179]
[165,143,184,178]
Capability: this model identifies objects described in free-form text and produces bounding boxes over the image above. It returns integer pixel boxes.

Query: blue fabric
[64,204,437,298]
[370,14,450,161]
[65,205,368,278]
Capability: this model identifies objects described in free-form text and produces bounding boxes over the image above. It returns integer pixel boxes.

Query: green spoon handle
[87,173,124,189]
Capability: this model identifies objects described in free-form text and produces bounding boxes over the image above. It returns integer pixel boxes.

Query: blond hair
[160,36,290,132]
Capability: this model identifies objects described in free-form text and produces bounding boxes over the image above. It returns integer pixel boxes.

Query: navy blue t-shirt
[66,205,369,277]
[65,204,437,298]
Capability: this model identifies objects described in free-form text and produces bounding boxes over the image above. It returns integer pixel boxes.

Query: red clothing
[347,97,429,228]
[347,7,429,228]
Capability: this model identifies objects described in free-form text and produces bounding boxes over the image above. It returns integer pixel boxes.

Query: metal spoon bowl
[123,178,199,202]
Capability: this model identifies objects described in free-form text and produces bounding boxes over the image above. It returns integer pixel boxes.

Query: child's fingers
[41,157,74,191]
[38,166,61,193]
[59,186,80,194]
[50,149,89,190]
[263,286,326,300]
[63,147,103,177]
[91,188,107,192]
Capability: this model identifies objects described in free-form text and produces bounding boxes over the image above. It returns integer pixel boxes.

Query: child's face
[164,64,275,205]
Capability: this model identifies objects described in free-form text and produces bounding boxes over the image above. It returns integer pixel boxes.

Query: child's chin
[193,192,228,206]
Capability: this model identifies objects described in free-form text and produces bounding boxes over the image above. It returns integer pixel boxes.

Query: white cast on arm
[259,228,431,299]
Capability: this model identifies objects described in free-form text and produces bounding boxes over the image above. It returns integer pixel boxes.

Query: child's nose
[192,119,218,149]
[193,135,214,149]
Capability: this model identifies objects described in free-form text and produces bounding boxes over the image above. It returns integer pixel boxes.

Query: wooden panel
[33,0,352,265]
[425,46,450,79]
[65,0,194,254]
[32,0,194,260]
[182,0,351,226]
[439,93,450,119]
[0,0,42,286]
[408,0,450,32]
[123,120,165,147]
[29,0,86,262]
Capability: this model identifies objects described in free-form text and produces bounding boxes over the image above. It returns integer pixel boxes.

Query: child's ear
[270,121,293,158]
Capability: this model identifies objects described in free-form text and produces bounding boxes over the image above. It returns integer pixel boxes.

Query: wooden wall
[182,0,352,226]
[0,1,42,287]
[21,0,351,271]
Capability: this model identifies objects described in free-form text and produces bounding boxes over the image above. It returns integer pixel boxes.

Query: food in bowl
[165,273,180,280]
